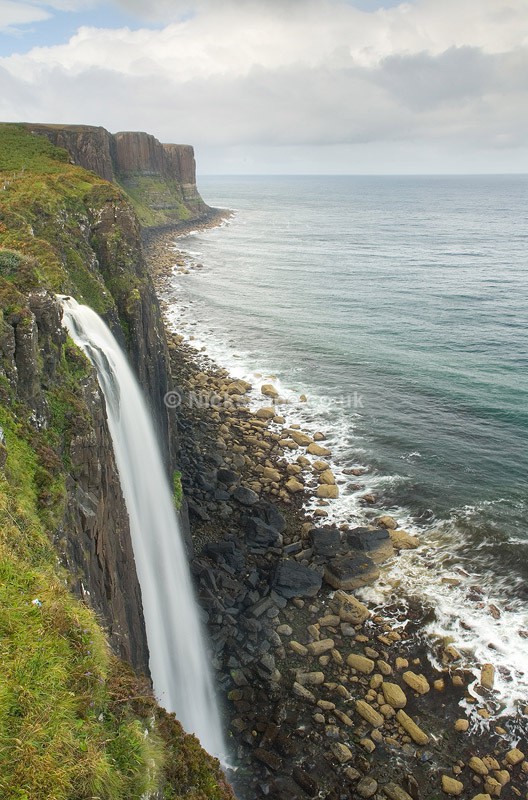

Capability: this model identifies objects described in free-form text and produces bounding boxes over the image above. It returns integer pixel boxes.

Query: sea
[162,175,528,718]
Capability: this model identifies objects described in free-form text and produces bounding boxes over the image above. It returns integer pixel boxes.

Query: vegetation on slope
[0,123,232,799]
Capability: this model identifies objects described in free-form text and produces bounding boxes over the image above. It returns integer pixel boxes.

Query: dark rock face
[27,123,115,182]
[0,290,149,672]
[273,560,323,598]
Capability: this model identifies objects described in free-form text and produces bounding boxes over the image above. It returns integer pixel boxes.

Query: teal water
[165,175,528,709]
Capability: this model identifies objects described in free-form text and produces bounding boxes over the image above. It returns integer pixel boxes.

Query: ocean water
[163,175,528,715]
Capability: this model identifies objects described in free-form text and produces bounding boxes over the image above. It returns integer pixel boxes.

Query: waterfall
[61,297,226,760]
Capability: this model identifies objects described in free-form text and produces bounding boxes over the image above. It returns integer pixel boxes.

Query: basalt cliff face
[0,123,231,798]
[26,123,210,227]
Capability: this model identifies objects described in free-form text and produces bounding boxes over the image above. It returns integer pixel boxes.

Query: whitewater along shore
[144,227,528,800]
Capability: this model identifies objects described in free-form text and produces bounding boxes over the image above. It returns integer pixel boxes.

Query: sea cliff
[0,122,232,799]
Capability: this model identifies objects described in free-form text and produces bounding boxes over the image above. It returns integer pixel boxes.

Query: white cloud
[0,1,50,32]
[1,0,528,172]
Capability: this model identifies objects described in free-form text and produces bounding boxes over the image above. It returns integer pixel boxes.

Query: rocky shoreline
[144,225,527,800]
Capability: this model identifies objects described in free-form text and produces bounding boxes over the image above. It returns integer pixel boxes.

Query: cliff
[26,123,211,228]
[0,123,232,799]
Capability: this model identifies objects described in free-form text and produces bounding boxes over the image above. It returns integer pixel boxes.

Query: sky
[0,0,527,174]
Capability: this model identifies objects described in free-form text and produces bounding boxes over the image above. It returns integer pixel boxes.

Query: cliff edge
[26,123,212,228]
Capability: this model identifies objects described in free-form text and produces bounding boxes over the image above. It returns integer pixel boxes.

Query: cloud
[0,1,50,32]
[1,0,528,172]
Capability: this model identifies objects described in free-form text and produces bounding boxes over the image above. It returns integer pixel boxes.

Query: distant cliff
[26,123,212,228]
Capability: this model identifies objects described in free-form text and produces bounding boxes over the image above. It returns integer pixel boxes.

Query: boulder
[346,654,375,674]
[357,778,378,798]
[402,671,430,695]
[227,379,252,394]
[346,526,394,564]
[376,515,398,530]
[261,383,279,398]
[307,442,331,457]
[389,529,419,550]
[331,742,353,763]
[245,517,282,552]
[355,700,384,728]
[383,784,414,800]
[296,671,325,686]
[307,638,335,656]
[395,710,430,745]
[232,485,259,506]
[292,682,316,703]
[381,682,407,709]
[331,590,370,625]
[255,407,275,420]
[504,748,524,766]
[250,501,286,534]
[311,527,342,558]
[441,776,464,796]
[289,430,313,447]
[480,663,495,691]
[262,466,281,482]
[274,560,322,598]
[285,477,304,494]
[217,467,240,485]
[324,555,380,590]
[316,484,339,499]
[318,469,336,485]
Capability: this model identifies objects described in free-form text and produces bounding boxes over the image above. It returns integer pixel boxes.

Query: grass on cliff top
[0,124,117,312]
[0,123,69,173]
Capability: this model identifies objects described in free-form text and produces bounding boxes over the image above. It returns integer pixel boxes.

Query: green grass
[116,173,193,226]
[173,470,183,511]
[0,123,69,173]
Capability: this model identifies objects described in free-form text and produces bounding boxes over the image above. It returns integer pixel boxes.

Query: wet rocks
[330,742,353,763]
[346,654,375,673]
[395,710,430,745]
[323,554,380,590]
[441,775,465,795]
[381,681,407,709]
[306,442,331,457]
[330,589,370,624]
[273,560,322,598]
[356,700,384,727]
[389,529,419,550]
[480,663,495,691]
[261,384,279,399]
[402,671,430,695]
[346,526,395,564]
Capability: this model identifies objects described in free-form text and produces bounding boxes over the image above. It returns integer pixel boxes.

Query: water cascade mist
[61,297,226,760]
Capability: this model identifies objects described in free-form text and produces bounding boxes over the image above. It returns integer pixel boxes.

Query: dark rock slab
[345,526,394,563]
[323,554,380,590]
[310,526,342,558]
[251,501,287,534]
[218,467,240,486]
[232,486,259,506]
[273,559,322,598]
[245,516,282,552]
[254,747,282,771]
